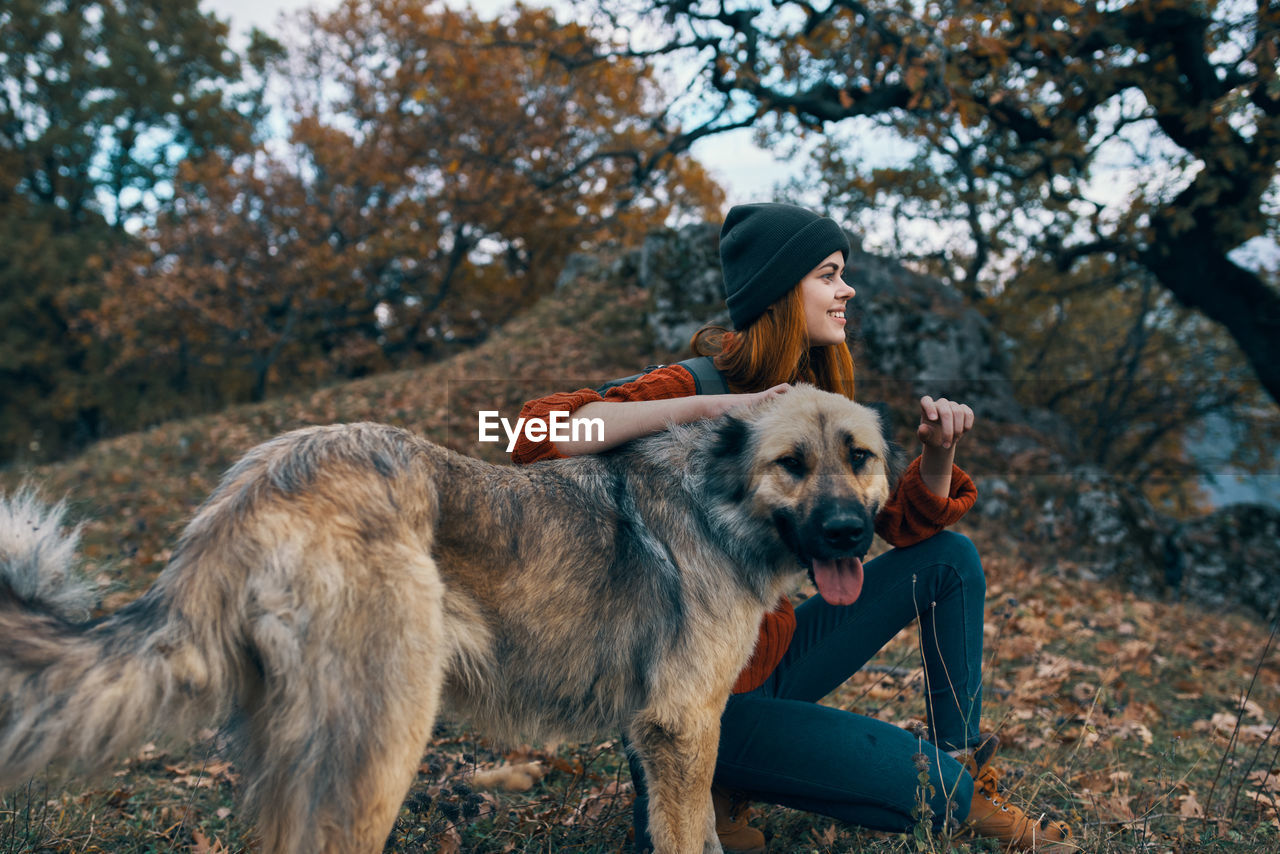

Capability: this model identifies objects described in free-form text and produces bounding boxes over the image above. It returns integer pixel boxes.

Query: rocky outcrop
[638,222,729,353]
[1162,503,1280,618]
[843,250,1027,425]
[989,467,1280,620]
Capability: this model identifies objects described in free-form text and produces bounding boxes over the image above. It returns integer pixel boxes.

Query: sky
[203,0,794,210]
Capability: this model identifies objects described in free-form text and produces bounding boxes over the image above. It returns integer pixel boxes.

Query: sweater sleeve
[509,365,698,464]
[873,455,978,548]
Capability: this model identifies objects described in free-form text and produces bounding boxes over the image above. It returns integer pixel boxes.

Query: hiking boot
[958,735,1075,852]
[712,784,767,854]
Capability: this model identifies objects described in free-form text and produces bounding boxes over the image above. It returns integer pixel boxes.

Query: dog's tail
[0,489,235,788]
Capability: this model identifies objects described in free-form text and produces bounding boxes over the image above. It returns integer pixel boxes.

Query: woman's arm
[871,394,979,547]
[510,364,790,464]
[555,385,791,456]
[915,395,975,498]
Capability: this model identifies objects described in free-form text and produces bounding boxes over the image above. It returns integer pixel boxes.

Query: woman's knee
[915,531,986,596]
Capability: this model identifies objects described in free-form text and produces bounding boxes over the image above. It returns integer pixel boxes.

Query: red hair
[691,285,856,399]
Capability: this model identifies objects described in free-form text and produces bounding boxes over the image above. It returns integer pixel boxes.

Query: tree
[92,0,723,405]
[608,0,1280,408]
[988,254,1280,511]
[0,0,267,461]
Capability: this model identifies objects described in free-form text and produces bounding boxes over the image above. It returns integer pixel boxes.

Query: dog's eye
[775,455,806,477]
[849,448,871,471]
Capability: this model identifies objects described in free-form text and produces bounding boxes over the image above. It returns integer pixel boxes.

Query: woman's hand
[705,383,793,418]
[916,396,974,450]
[916,396,975,498]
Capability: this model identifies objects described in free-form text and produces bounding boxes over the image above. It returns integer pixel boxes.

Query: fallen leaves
[189,829,230,853]
[464,761,547,793]
[824,541,1280,848]
[3,260,1277,852]
[1180,790,1205,818]
[163,758,238,790]
[1194,712,1276,746]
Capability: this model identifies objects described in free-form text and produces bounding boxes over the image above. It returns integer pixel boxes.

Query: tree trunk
[1139,239,1280,405]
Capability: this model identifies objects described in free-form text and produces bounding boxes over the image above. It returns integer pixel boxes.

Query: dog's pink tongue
[812,556,865,606]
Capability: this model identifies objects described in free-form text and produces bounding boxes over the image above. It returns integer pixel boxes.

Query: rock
[844,250,1027,425]
[553,252,606,292]
[1174,503,1280,620]
[638,223,728,354]
[1010,466,1280,621]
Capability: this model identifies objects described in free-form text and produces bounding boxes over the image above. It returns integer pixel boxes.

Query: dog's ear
[865,400,893,435]
[704,415,750,503]
[884,438,908,491]
[710,414,749,460]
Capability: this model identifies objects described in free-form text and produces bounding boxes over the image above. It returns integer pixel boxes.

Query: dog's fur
[0,385,900,854]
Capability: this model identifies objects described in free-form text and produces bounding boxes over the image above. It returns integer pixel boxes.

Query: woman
[511,203,1074,852]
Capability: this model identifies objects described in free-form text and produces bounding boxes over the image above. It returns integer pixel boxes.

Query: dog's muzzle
[776,500,876,607]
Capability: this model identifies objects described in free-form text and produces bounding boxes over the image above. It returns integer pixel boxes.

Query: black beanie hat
[719,203,851,330]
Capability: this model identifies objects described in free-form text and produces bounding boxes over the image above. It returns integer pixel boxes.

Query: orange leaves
[163,758,238,790]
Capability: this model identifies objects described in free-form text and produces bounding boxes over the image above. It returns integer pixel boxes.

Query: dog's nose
[820,514,865,551]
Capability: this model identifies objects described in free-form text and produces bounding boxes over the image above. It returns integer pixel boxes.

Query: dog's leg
[246,630,446,853]
[239,554,449,854]
[339,669,445,854]
[630,712,725,854]
[702,788,718,853]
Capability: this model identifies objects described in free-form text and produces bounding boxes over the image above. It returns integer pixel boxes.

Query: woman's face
[799,250,855,346]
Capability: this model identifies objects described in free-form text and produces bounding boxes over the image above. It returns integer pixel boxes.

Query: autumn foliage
[0,0,260,461]
[694,0,1280,502]
[627,0,1280,408]
[87,0,722,414]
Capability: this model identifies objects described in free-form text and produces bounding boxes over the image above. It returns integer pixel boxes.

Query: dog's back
[429,443,768,746]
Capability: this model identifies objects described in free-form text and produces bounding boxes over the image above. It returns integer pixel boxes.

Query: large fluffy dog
[0,385,899,854]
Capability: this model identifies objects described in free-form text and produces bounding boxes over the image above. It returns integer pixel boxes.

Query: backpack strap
[595,356,728,396]
[677,355,728,395]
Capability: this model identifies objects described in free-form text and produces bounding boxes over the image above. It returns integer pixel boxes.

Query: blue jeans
[714,531,985,831]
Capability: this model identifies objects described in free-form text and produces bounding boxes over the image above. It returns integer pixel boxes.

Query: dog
[0,384,900,854]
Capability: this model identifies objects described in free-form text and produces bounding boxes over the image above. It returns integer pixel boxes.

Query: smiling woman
[798,252,854,347]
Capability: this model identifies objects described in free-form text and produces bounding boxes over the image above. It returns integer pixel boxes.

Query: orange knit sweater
[510,365,978,694]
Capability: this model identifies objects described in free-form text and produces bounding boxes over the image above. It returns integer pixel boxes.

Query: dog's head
[700,385,905,606]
